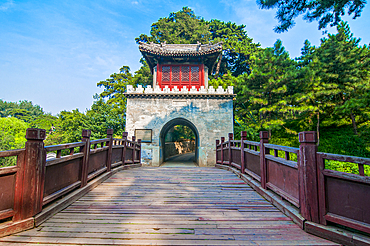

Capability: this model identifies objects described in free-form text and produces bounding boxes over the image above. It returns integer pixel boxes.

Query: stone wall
[125,94,233,167]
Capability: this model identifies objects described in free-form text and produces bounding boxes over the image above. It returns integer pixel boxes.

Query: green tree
[208,20,260,76]
[133,58,153,87]
[291,40,324,136]
[237,40,297,131]
[55,109,88,143]
[258,0,366,32]
[135,7,210,45]
[0,117,29,167]
[86,97,125,139]
[311,22,370,134]
[97,66,135,114]
[0,99,44,122]
[136,7,259,77]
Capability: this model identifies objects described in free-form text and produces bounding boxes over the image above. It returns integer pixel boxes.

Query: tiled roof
[139,41,223,56]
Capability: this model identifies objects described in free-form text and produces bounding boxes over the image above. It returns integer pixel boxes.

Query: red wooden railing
[216,131,370,236]
[0,128,141,237]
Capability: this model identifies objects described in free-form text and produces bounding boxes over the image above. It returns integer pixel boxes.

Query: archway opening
[159,118,199,166]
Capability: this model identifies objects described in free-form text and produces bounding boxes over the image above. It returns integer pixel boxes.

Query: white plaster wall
[125,97,233,167]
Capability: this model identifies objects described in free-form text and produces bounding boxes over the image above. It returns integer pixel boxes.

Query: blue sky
[1,0,369,115]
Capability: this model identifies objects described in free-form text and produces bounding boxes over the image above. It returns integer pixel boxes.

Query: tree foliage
[235,22,370,161]
[136,7,260,76]
[97,66,134,114]
[136,7,210,44]
[0,117,29,166]
[258,0,366,32]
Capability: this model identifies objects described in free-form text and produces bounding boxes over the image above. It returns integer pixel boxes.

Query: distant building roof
[139,42,222,56]
[138,41,223,73]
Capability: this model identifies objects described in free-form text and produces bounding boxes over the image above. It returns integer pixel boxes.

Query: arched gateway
[125,42,234,166]
[159,117,199,164]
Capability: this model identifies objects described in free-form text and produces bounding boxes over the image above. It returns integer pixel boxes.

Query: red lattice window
[162,66,171,82]
[157,64,204,90]
[181,66,189,81]
[191,66,199,81]
[172,66,180,82]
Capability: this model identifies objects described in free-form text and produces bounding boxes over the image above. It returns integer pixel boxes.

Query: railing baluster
[56,149,61,158]
[298,131,320,223]
[228,133,233,166]
[259,131,269,189]
[358,164,365,176]
[13,128,46,221]
[221,137,225,165]
[241,131,247,174]
[81,130,91,187]
[106,129,113,172]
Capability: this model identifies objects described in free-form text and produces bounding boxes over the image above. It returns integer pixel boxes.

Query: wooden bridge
[0,129,369,245]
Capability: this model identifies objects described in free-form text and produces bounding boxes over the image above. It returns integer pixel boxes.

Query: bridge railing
[0,128,141,238]
[216,131,370,235]
[317,152,370,234]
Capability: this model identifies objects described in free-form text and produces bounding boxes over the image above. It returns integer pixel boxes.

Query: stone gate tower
[125,42,234,167]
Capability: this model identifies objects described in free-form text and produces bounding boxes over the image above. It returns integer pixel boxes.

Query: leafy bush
[0,117,28,167]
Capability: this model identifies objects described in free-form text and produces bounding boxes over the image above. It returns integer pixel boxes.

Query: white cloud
[0,0,14,11]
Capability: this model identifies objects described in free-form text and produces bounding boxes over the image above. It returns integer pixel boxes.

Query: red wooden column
[298,131,320,223]
[228,133,233,166]
[259,131,269,189]
[122,132,128,165]
[14,128,46,221]
[81,129,91,187]
[221,137,225,165]
[240,131,247,174]
[106,129,113,172]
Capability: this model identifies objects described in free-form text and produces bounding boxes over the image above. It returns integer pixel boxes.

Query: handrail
[90,138,110,145]
[45,142,85,152]
[264,143,299,154]
[243,140,259,146]
[317,152,370,165]
[216,130,370,237]
[0,128,142,238]
[0,148,25,158]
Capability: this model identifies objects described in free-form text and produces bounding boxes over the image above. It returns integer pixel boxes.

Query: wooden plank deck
[0,167,339,245]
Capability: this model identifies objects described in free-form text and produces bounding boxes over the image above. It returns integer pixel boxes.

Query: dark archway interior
[159,118,199,165]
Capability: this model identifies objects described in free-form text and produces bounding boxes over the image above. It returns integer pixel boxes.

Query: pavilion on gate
[124,42,234,167]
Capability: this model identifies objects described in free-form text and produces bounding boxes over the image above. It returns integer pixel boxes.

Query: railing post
[259,131,269,189]
[216,139,220,163]
[14,128,46,221]
[228,133,233,166]
[137,139,142,165]
[298,131,320,223]
[122,132,128,165]
[106,129,113,172]
[240,131,247,174]
[221,137,225,165]
[132,136,136,163]
[81,129,91,187]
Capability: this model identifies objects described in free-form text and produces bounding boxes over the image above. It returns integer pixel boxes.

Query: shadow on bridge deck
[161,152,197,167]
[0,166,338,245]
